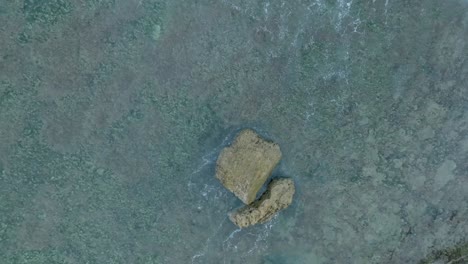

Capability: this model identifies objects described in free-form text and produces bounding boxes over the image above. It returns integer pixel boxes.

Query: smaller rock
[229,178,295,228]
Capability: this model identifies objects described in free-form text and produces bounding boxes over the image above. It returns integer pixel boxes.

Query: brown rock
[229,178,295,228]
[215,129,282,204]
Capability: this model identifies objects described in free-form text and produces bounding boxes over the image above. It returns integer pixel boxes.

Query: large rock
[215,129,282,204]
[229,178,295,228]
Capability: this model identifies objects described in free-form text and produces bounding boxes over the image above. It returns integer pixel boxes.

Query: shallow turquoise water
[1,1,468,263]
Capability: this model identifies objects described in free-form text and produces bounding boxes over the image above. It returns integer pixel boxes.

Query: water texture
[1,0,468,263]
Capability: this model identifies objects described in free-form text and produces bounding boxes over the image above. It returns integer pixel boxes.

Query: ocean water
[1,0,468,263]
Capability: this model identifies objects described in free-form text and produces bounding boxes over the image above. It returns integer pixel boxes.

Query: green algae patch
[419,242,468,264]
[22,0,73,25]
